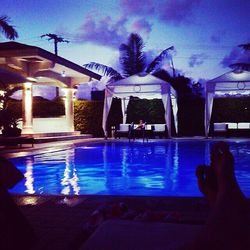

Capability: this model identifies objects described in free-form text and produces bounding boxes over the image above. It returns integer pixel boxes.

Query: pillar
[64,88,75,132]
[22,82,33,134]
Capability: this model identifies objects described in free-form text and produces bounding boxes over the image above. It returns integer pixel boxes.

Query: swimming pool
[9,140,250,197]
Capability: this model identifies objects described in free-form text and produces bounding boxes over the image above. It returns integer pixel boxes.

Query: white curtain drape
[102,89,113,137]
[162,93,171,137]
[205,92,214,137]
[121,98,129,124]
[171,96,178,134]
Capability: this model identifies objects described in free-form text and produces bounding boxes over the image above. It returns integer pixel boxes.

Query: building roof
[0,42,101,85]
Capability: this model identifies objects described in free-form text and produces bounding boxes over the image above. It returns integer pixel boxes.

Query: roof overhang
[206,70,250,96]
[106,73,176,99]
[0,42,101,88]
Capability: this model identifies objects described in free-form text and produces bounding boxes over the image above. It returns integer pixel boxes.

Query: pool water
[9,140,250,197]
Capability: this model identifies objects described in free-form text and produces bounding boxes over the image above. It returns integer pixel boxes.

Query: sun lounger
[0,136,34,147]
[80,219,202,250]
[213,122,250,137]
[213,123,228,137]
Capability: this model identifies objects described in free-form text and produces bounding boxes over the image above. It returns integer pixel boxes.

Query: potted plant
[0,84,22,137]
[0,109,21,137]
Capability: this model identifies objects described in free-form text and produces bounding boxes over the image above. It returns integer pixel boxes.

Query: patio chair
[237,122,250,137]
[151,124,168,138]
[129,122,150,142]
[115,124,132,139]
[212,123,228,137]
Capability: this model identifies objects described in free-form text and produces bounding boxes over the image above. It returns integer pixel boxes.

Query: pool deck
[1,137,250,249]
[13,194,212,250]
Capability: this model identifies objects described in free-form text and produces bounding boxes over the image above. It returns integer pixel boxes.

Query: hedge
[7,96,250,137]
[74,100,104,137]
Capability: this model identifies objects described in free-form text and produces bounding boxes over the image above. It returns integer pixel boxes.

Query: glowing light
[61,70,66,77]
[26,77,37,82]
[20,196,40,205]
[0,90,5,109]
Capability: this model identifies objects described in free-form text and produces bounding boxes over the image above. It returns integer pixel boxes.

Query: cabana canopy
[205,70,250,137]
[102,73,178,137]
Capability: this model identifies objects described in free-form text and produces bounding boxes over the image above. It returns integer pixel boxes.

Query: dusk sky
[2,0,250,98]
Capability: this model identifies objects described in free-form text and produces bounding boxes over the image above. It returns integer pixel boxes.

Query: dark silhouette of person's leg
[192,141,249,250]
[0,158,36,250]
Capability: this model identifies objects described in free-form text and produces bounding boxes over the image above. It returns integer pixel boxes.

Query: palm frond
[239,43,250,51]
[230,63,250,71]
[153,69,172,83]
[146,46,174,73]
[0,15,18,40]
[83,62,122,79]
[119,33,146,77]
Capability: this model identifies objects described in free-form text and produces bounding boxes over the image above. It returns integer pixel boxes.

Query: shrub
[74,100,104,137]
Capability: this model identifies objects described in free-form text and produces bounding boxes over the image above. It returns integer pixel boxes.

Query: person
[135,119,145,130]
[0,157,36,250]
[186,141,249,250]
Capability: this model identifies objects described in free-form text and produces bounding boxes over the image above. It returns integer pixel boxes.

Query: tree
[0,15,18,40]
[84,33,174,83]
[0,84,22,136]
[230,43,250,71]
[84,33,195,97]
[119,33,146,77]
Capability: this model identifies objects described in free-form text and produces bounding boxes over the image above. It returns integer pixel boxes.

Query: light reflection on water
[9,140,250,197]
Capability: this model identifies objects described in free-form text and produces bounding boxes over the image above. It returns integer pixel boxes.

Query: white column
[22,82,33,134]
[64,88,75,132]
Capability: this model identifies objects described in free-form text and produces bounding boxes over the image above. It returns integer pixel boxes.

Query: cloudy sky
[2,0,250,98]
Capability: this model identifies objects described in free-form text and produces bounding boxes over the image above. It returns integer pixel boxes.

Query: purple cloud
[221,46,250,68]
[157,0,201,24]
[188,53,208,67]
[74,15,129,48]
[120,0,201,25]
[131,18,152,35]
[120,0,155,15]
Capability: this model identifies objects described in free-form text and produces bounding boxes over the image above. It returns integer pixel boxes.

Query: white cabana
[102,73,178,138]
[205,70,250,137]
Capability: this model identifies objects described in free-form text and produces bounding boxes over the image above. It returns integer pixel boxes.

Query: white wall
[18,116,72,133]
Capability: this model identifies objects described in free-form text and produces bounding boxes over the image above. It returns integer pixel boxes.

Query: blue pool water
[9,140,250,197]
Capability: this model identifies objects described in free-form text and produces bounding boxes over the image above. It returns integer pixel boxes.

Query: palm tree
[84,33,174,82]
[230,43,250,71]
[119,33,146,77]
[0,15,18,40]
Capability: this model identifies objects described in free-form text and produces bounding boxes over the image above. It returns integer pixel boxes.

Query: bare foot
[196,164,217,207]
[196,141,246,206]
[194,142,249,250]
